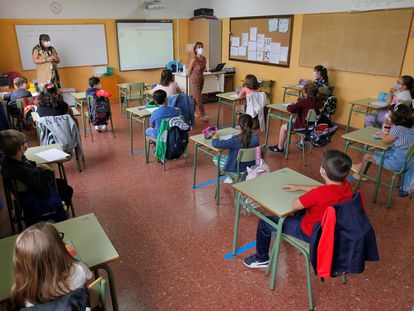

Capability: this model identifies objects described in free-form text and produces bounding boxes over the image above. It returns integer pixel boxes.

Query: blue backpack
[165,126,189,160]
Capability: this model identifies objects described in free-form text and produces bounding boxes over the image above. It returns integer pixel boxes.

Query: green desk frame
[282,85,303,102]
[216,92,244,128]
[345,98,386,133]
[127,107,152,161]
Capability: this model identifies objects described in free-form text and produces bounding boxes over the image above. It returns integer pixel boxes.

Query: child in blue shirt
[212,114,260,183]
[4,77,32,116]
[145,90,180,139]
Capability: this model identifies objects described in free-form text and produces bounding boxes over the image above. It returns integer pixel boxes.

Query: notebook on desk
[369,101,388,109]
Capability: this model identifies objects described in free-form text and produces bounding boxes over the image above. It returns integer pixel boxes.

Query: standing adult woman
[188,42,208,122]
[32,34,61,88]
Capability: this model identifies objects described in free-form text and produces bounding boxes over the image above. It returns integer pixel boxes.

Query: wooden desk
[232,168,321,290]
[25,144,70,181]
[216,92,244,128]
[345,97,387,133]
[0,213,120,310]
[191,127,240,205]
[126,106,153,160]
[70,92,87,137]
[342,126,391,201]
[264,103,294,159]
[282,84,304,102]
[173,71,225,96]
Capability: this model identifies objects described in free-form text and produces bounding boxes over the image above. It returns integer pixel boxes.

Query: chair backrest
[319,86,334,97]
[305,109,318,123]
[236,144,265,175]
[405,143,414,164]
[259,80,275,102]
[87,276,106,310]
[16,97,34,109]
[128,82,145,93]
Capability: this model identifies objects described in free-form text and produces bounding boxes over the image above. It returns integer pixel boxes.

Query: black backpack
[91,96,109,125]
[307,114,338,147]
[165,126,189,160]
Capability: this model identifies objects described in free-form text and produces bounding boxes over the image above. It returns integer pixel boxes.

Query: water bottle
[183,65,187,74]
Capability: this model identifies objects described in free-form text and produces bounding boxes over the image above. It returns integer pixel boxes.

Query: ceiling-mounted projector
[141,0,165,10]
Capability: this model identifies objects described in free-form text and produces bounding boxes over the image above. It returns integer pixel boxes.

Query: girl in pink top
[151,69,181,98]
[238,74,260,99]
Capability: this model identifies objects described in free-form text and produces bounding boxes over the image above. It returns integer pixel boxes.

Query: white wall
[210,0,414,17]
[0,0,213,19]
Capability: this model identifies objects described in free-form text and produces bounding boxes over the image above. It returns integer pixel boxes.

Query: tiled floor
[1,100,413,310]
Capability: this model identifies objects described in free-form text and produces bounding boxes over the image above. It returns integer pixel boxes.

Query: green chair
[86,96,116,142]
[355,143,414,208]
[120,82,146,116]
[88,276,107,311]
[289,109,318,166]
[223,145,265,184]
[11,97,34,130]
[272,234,346,311]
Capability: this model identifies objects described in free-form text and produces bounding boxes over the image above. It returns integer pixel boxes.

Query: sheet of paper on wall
[256,51,264,62]
[268,18,279,32]
[280,47,289,62]
[231,36,240,47]
[249,27,257,41]
[248,51,257,61]
[264,37,272,46]
[93,66,107,77]
[248,41,257,52]
[257,34,265,50]
[270,42,281,54]
[264,44,271,52]
[278,19,290,33]
[270,53,280,64]
[264,51,270,62]
[242,33,249,47]
[230,46,239,56]
[238,46,247,56]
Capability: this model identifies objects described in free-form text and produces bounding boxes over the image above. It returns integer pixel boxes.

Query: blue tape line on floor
[224,240,256,259]
[194,176,226,188]
[130,149,144,155]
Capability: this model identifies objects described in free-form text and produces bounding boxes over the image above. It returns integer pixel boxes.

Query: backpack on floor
[322,96,337,117]
[91,96,110,125]
[165,126,189,160]
[308,114,339,147]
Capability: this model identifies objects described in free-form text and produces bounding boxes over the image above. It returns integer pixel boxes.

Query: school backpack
[91,96,109,125]
[308,115,339,147]
[165,126,189,160]
[322,96,337,116]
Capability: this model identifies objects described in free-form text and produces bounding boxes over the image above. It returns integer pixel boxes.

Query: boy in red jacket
[243,150,353,268]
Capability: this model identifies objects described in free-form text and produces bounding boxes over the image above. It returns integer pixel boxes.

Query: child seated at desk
[86,76,111,132]
[37,83,73,118]
[364,75,413,128]
[11,222,92,308]
[0,129,72,226]
[211,114,259,184]
[237,74,260,99]
[145,90,180,139]
[269,82,323,153]
[352,104,414,181]
[150,69,181,98]
[313,65,329,88]
[243,150,353,268]
[3,77,32,116]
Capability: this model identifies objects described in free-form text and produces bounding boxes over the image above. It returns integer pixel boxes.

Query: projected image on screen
[116,21,174,71]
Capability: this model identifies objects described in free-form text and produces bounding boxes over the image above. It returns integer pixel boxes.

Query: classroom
[0,0,413,310]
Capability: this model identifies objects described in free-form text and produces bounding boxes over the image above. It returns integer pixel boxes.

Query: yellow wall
[0,18,190,92]
[221,15,414,127]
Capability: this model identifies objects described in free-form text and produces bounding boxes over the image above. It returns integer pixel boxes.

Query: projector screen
[116,20,174,71]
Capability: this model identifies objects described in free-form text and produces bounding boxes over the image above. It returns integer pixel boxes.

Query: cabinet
[189,19,222,70]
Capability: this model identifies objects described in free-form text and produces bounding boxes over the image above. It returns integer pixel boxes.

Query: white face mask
[312,71,317,78]
[43,41,51,48]
[394,82,401,90]
[196,48,203,55]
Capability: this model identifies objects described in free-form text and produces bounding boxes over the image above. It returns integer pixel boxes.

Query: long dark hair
[37,84,63,108]
[160,69,173,87]
[243,74,260,90]
[401,75,414,98]
[314,65,329,84]
[237,114,254,148]
[304,82,320,103]
[391,104,414,128]
[39,34,50,51]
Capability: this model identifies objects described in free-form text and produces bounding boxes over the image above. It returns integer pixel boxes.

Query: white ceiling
[0,0,413,19]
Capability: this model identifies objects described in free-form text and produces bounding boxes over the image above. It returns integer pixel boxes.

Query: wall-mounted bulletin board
[299,9,413,77]
[229,15,294,67]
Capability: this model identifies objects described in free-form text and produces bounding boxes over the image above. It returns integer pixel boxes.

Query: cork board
[299,9,413,77]
[229,15,294,67]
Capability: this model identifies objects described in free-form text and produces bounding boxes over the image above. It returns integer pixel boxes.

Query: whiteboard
[116,20,174,71]
[15,24,108,70]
